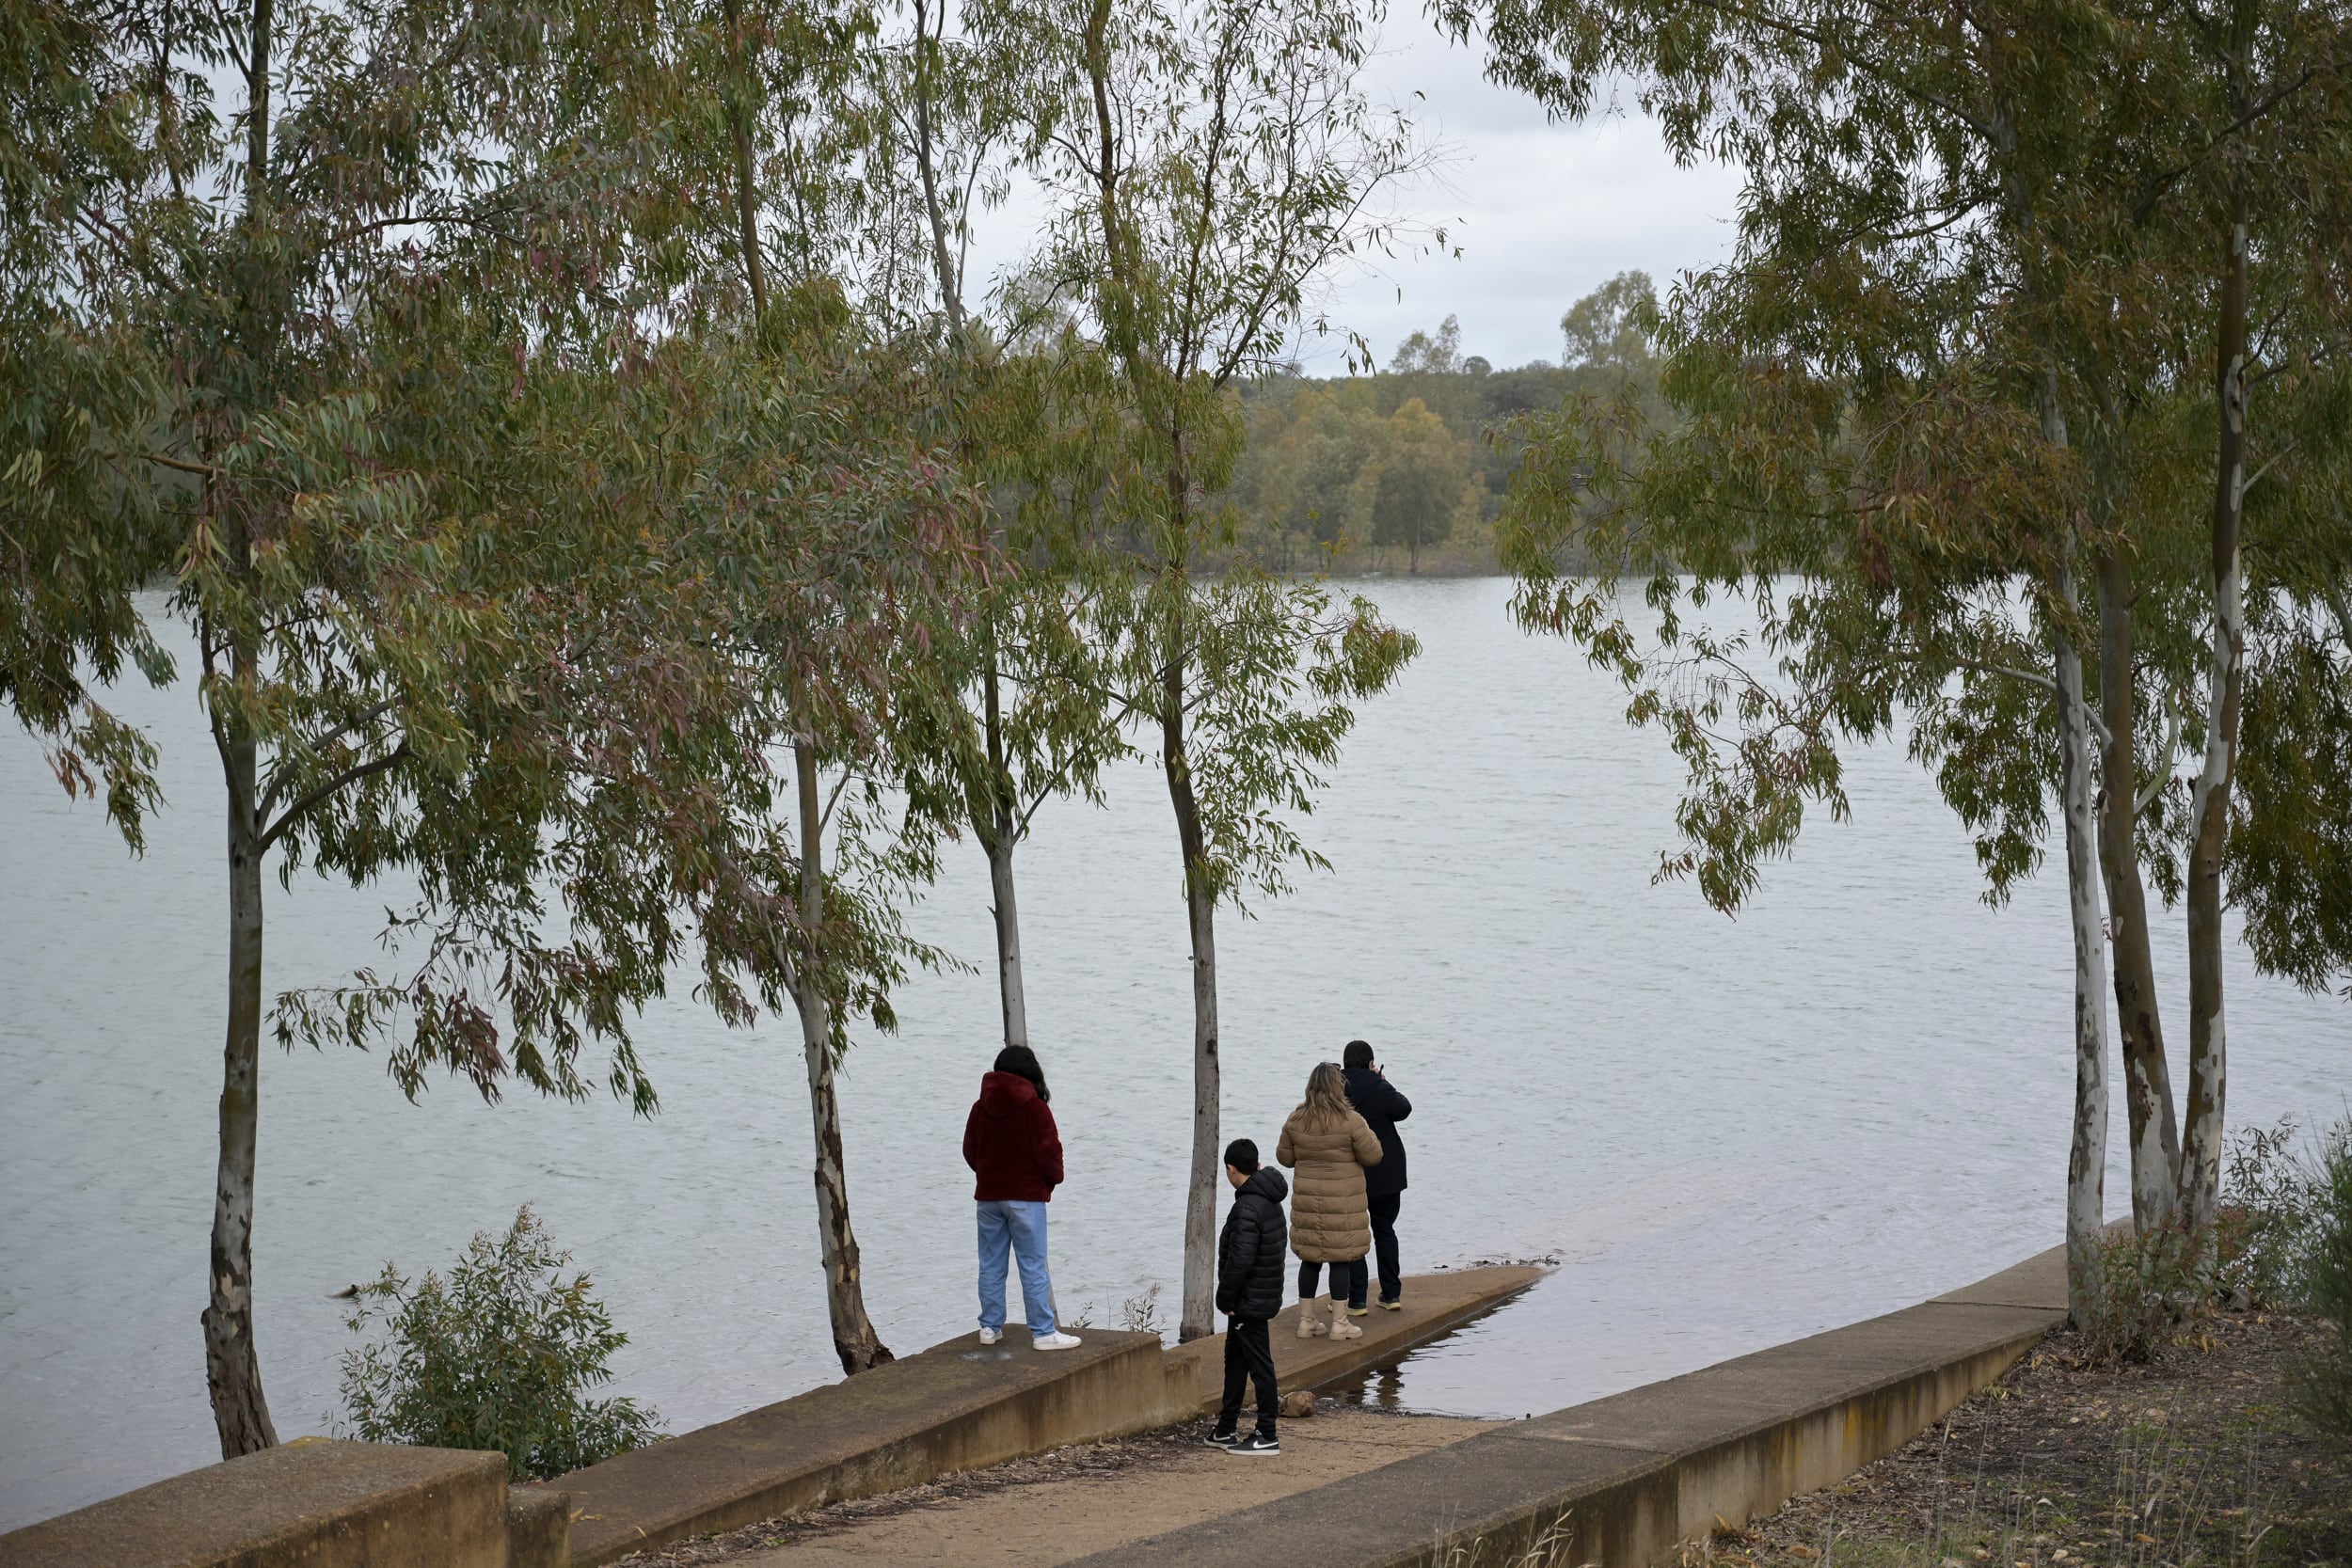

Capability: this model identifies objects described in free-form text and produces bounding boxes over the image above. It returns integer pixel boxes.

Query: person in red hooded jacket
[962,1045,1081,1350]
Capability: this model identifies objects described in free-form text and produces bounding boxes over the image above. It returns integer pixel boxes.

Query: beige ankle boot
[1295,1303,1327,1338]
[1325,1296,1362,1340]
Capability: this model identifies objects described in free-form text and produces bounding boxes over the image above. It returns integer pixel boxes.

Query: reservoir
[2,576,2341,1530]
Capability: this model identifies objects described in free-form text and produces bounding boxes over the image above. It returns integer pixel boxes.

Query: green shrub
[2291,1119,2352,1444]
[2077,1117,2342,1367]
[337,1205,661,1480]
[2074,1218,2204,1365]
[2213,1117,2325,1308]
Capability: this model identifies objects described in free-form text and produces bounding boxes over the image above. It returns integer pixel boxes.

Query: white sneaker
[977,1327,1001,1346]
[1032,1330,1082,1351]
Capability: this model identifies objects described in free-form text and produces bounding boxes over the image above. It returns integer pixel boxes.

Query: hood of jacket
[976,1069,1041,1118]
[1238,1165,1289,1205]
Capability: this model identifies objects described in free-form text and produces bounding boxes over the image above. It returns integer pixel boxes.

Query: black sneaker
[1203,1425,1239,1448]
[1225,1430,1280,1455]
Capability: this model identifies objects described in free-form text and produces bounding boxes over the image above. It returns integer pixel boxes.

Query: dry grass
[1684,1313,2350,1568]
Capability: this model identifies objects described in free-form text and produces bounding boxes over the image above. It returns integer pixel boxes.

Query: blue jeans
[976,1200,1057,1336]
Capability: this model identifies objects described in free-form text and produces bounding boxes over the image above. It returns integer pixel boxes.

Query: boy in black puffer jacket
[1211,1137,1289,1454]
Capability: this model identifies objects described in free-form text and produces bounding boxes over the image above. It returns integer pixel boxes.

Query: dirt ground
[1705,1312,2352,1568]
[616,1403,1498,1567]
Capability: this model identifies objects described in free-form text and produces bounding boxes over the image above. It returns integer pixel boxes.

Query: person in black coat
[1342,1039,1412,1310]
[1209,1138,1289,1452]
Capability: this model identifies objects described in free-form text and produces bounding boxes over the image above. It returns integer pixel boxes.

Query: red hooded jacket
[962,1070,1064,1202]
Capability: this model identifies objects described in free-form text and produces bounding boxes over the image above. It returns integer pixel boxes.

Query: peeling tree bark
[2056,589,2115,1322]
[1163,643,1221,1343]
[204,740,279,1458]
[982,665,1030,1053]
[792,739,894,1375]
[202,0,280,1459]
[2182,212,2250,1232]
[723,11,888,1376]
[2035,369,2113,1323]
[2094,549,2182,1230]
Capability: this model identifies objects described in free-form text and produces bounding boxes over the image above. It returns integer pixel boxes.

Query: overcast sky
[964,8,1746,375]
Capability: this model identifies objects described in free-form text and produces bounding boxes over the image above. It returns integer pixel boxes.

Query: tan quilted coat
[1276,1105,1384,1262]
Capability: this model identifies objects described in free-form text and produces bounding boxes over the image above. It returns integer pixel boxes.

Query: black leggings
[1298,1258,1367,1304]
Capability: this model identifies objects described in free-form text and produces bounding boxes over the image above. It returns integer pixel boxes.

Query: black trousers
[1368,1191,1403,1304]
[1297,1258,1366,1305]
[1219,1315,1278,1433]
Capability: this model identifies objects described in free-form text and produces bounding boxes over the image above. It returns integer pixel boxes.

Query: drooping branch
[2134,687,2183,818]
[258,740,411,851]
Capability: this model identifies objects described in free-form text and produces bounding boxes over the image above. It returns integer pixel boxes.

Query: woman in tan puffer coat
[1277,1061,1383,1341]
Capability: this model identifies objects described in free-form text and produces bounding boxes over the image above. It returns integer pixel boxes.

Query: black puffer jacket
[1216,1166,1290,1320]
[1343,1066,1412,1197]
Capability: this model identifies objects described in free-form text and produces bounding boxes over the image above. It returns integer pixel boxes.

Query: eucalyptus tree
[0,0,766,1454]
[532,291,981,1376]
[2152,0,2352,1230]
[575,0,1009,1370]
[864,0,1140,1056]
[1452,0,2352,1298]
[1446,0,2169,1307]
[1033,0,1428,1339]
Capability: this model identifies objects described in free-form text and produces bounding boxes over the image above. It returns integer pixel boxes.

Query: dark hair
[1343,1039,1374,1070]
[1223,1138,1260,1175]
[993,1044,1049,1104]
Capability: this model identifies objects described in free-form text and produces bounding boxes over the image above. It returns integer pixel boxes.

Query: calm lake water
[2,576,2344,1529]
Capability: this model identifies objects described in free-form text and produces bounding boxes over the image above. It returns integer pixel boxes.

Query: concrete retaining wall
[559,1328,1197,1566]
[0,1438,548,1568]
[0,1268,1538,1568]
[1065,1245,2074,1568]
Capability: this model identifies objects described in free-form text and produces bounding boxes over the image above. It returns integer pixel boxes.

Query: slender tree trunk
[985,830,1028,1052]
[982,664,1030,1053]
[2182,211,2250,1231]
[723,19,886,1373]
[2035,373,2112,1323]
[2056,598,2115,1322]
[204,740,279,1458]
[791,739,893,1374]
[723,0,767,322]
[2094,548,2181,1230]
[908,33,1030,1057]
[203,0,279,1456]
[909,0,965,343]
[1164,647,1221,1342]
[1084,6,1219,1338]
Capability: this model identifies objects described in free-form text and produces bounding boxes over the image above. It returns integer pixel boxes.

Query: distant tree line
[1215,274,1668,573]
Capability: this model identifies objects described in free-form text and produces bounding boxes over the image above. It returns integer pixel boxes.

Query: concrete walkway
[1065,1243,2073,1568]
[565,1267,1543,1566]
[713,1410,1499,1567]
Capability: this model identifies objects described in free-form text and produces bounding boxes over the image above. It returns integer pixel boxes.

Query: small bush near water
[337,1205,660,1481]
[2073,1118,2335,1368]
[2069,1115,2352,1449]
[2294,1121,2352,1445]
